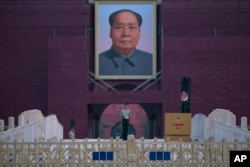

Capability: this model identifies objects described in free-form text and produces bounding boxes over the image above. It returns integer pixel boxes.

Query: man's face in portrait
[110,11,140,56]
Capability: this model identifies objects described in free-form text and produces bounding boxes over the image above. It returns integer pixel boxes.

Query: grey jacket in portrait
[99,47,153,76]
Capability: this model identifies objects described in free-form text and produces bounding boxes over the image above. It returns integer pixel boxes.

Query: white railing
[0,122,39,142]
[191,112,250,142]
[0,111,63,142]
[191,113,207,141]
[213,121,250,142]
[0,135,250,166]
[44,114,63,141]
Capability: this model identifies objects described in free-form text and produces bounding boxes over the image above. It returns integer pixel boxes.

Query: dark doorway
[88,103,162,139]
[110,121,136,138]
[99,103,148,139]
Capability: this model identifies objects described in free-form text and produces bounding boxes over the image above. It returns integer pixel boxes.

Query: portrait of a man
[95,1,156,79]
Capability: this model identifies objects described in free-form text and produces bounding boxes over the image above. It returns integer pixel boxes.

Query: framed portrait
[95,0,157,80]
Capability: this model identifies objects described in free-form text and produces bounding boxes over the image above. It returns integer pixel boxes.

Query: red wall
[0,0,250,138]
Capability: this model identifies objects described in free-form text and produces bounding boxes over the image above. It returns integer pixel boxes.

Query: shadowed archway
[99,103,147,139]
[88,83,162,139]
[110,121,136,138]
[88,102,162,139]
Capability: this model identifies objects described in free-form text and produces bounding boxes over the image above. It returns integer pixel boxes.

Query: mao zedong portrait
[99,9,153,76]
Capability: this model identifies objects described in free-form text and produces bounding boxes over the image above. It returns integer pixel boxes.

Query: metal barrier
[0,135,250,167]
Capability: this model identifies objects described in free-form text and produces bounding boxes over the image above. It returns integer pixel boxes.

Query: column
[18,115,24,127]
[241,117,248,130]
[8,117,15,129]
[0,119,4,132]
[127,135,137,167]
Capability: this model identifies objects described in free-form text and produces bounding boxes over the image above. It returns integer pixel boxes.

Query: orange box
[164,113,191,136]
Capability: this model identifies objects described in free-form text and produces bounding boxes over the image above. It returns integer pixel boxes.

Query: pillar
[18,114,24,126]
[8,117,15,129]
[0,119,4,132]
[241,117,248,130]
[127,135,137,167]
